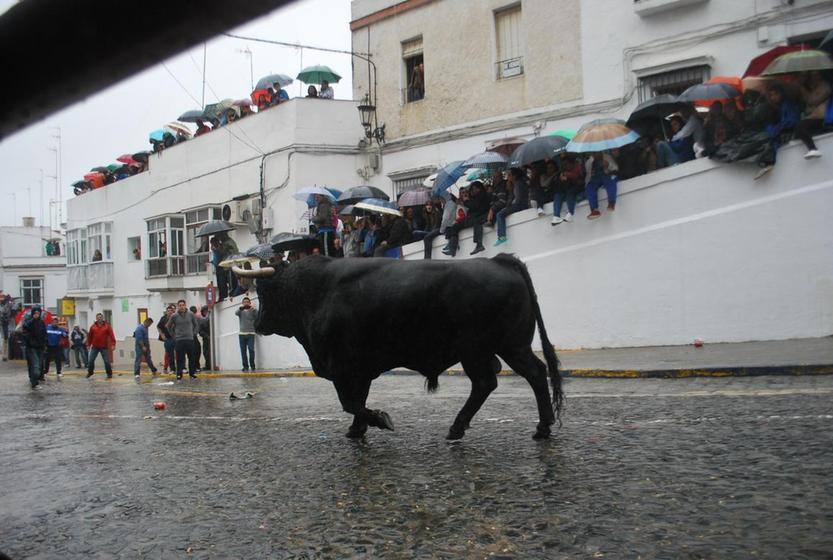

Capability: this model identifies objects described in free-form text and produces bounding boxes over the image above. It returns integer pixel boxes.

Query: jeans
[193,337,202,370]
[656,139,694,168]
[239,334,256,370]
[496,201,528,238]
[422,229,441,259]
[44,346,63,376]
[174,339,197,376]
[72,345,88,367]
[201,336,211,370]
[87,346,113,376]
[445,214,486,254]
[585,175,618,211]
[794,118,825,151]
[163,339,176,371]
[553,191,577,217]
[25,346,44,386]
[318,229,336,257]
[134,343,157,374]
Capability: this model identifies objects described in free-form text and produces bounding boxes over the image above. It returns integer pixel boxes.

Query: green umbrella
[106,163,122,172]
[296,65,341,85]
[548,129,576,140]
[761,49,833,75]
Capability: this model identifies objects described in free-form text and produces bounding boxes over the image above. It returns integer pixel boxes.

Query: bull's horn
[231,265,275,278]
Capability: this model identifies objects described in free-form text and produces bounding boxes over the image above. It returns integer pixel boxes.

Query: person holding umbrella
[311,193,336,256]
[319,80,334,99]
[794,71,832,159]
[656,106,704,168]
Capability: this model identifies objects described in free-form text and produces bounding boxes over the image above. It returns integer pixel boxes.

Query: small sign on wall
[121,298,129,312]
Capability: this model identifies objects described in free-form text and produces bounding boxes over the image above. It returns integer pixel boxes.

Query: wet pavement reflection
[1,369,832,558]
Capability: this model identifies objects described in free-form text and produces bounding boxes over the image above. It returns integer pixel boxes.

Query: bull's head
[231,262,294,337]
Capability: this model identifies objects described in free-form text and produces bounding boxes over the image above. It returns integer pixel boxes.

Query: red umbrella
[16,308,53,325]
[743,44,809,78]
[116,154,137,165]
[83,172,105,188]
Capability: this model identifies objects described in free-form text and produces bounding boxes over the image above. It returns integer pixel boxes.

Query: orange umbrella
[83,172,105,189]
[695,76,743,109]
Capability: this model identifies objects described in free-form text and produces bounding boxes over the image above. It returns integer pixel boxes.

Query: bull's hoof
[446,426,465,440]
[533,424,552,440]
[376,411,395,431]
[346,425,367,439]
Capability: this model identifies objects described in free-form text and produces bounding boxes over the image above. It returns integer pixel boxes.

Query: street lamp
[357,93,385,144]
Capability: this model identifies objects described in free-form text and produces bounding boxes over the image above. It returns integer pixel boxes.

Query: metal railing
[68,262,114,291]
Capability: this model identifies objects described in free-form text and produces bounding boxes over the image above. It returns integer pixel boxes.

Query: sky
[0,0,353,230]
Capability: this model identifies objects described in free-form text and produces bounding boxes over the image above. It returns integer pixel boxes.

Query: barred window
[637,65,710,103]
[393,175,429,196]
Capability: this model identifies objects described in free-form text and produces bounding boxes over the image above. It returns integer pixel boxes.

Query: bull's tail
[495,253,564,422]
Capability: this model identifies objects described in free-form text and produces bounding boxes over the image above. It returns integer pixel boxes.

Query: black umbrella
[132,151,151,163]
[508,136,568,167]
[244,243,276,261]
[336,185,390,205]
[677,82,740,102]
[627,94,684,140]
[178,109,206,123]
[90,166,109,173]
[270,232,320,253]
[195,220,235,238]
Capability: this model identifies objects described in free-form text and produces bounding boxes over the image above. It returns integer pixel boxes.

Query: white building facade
[0,220,67,315]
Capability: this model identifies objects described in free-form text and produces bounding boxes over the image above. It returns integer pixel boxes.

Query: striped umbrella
[432,161,467,197]
[397,188,431,208]
[355,198,402,217]
[762,49,833,76]
[566,119,640,153]
[463,151,509,169]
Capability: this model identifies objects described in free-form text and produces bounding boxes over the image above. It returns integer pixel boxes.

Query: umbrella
[485,136,527,156]
[743,44,809,78]
[508,135,569,167]
[422,173,437,189]
[294,186,337,202]
[761,49,833,76]
[165,122,192,138]
[218,254,260,269]
[16,308,53,325]
[116,154,136,165]
[234,97,253,108]
[195,220,235,238]
[627,94,683,123]
[106,163,122,173]
[694,76,744,109]
[178,109,206,123]
[339,204,356,216]
[355,198,402,217]
[432,161,467,197]
[203,103,220,120]
[149,129,167,142]
[463,151,509,169]
[270,232,320,253]
[397,188,431,207]
[466,168,491,182]
[296,65,342,84]
[566,119,640,153]
[548,129,576,140]
[90,166,109,173]
[676,82,741,102]
[71,180,89,189]
[336,185,389,205]
[306,187,342,208]
[132,151,151,163]
[256,73,294,90]
[244,244,277,261]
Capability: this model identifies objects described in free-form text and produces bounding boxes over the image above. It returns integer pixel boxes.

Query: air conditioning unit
[221,201,246,224]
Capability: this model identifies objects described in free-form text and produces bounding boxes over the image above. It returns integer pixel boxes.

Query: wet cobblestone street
[1,364,832,559]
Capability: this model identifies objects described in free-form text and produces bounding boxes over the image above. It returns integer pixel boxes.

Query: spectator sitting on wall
[551,155,583,225]
[421,196,449,260]
[319,80,334,99]
[195,118,212,136]
[486,169,508,227]
[444,181,490,256]
[794,70,832,160]
[584,151,619,220]
[656,110,700,168]
[722,101,744,139]
[493,167,529,246]
[272,85,290,105]
[754,82,801,180]
[307,85,319,98]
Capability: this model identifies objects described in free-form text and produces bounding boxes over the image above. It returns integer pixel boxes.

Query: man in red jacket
[86,313,115,378]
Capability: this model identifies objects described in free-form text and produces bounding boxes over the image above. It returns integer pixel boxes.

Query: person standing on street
[20,307,47,389]
[43,316,68,378]
[157,305,176,374]
[199,305,211,371]
[168,300,199,379]
[189,306,202,372]
[0,293,10,361]
[235,297,257,372]
[133,317,158,379]
[86,313,115,379]
[70,326,88,368]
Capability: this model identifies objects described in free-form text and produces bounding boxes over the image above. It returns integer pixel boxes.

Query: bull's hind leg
[499,347,555,439]
[447,356,500,440]
[334,378,394,438]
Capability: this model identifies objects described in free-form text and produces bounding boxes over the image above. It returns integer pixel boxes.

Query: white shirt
[319,86,334,99]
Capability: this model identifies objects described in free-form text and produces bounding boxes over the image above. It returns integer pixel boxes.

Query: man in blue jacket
[133,317,158,378]
[43,316,68,378]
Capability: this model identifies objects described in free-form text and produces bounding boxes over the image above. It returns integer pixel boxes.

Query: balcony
[67,262,114,294]
[633,0,708,17]
[144,255,211,292]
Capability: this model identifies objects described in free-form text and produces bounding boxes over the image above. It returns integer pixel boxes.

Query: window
[146,216,185,277]
[127,236,141,260]
[637,65,710,103]
[185,207,219,274]
[20,278,43,307]
[402,37,424,103]
[67,229,79,265]
[393,174,430,196]
[495,5,523,79]
[88,222,112,262]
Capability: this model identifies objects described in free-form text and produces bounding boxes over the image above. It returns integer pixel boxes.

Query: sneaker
[134,374,140,380]
[536,207,544,216]
[106,374,113,379]
[176,374,183,380]
[493,237,507,247]
[753,165,773,180]
[607,203,616,212]
[564,212,573,223]
[804,149,822,159]
[86,371,94,378]
[587,210,601,220]
[56,373,62,378]
[470,245,485,255]
[31,382,40,390]
[441,248,453,256]
[551,215,564,226]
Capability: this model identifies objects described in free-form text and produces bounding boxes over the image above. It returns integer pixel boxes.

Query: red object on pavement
[153,402,166,410]
[694,339,704,348]
[742,44,809,78]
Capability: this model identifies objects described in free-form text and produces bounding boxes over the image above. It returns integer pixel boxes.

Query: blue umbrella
[293,186,337,202]
[305,187,342,208]
[463,151,509,169]
[149,129,166,142]
[565,119,640,153]
[432,161,467,197]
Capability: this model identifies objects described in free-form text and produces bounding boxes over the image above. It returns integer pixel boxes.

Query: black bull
[233,253,563,440]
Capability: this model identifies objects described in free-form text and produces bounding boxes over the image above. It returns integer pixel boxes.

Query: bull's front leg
[334,377,393,438]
